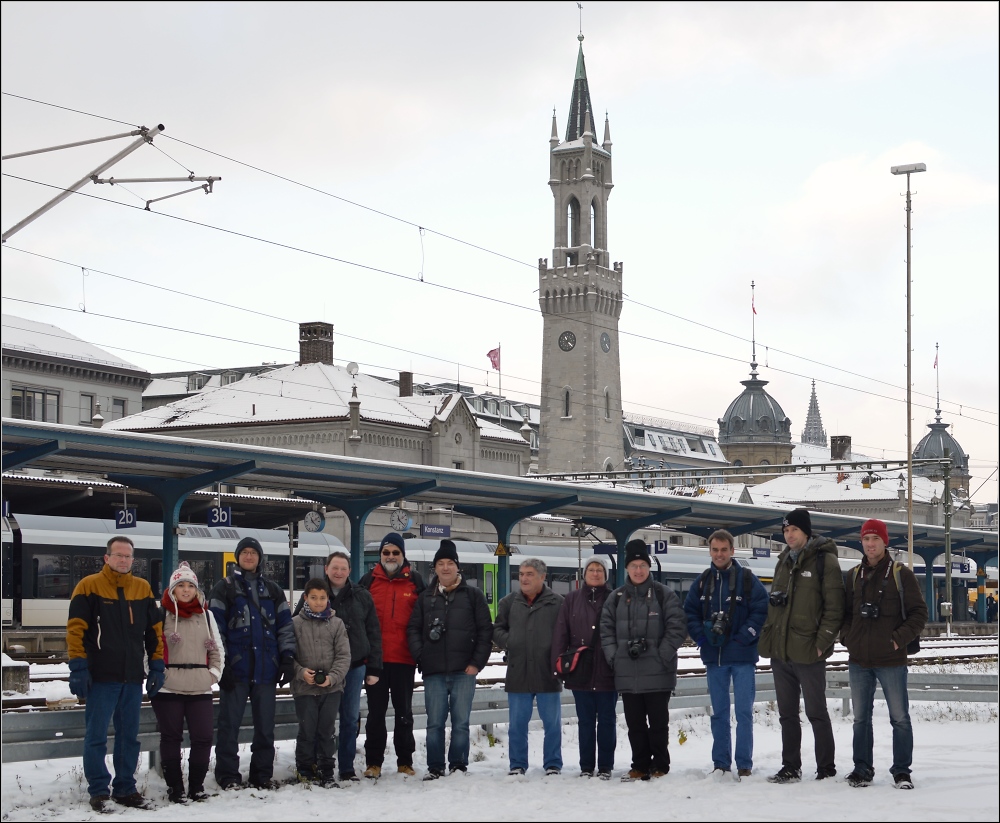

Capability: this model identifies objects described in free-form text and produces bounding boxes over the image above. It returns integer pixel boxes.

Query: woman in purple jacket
[552,556,617,779]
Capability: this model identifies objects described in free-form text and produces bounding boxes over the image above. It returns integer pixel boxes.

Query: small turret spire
[550,108,559,144]
[934,341,942,422]
[602,111,612,150]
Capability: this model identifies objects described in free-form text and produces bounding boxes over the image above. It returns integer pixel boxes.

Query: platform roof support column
[107,461,257,576]
[453,496,580,600]
[1,440,64,472]
[580,509,691,587]
[296,481,437,582]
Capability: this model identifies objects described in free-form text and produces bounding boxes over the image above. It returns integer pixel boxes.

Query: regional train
[363,538,980,620]
[2,514,980,629]
[2,514,345,630]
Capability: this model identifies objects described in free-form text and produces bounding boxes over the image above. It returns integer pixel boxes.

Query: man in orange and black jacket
[66,535,164,813]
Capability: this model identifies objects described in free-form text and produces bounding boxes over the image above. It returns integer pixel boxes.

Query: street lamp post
[890,162,927,570]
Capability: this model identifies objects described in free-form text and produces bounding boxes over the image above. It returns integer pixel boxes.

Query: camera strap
[699,565,750,627]
[858,560,893,607]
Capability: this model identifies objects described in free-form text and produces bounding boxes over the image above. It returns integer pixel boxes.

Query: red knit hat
[860,519,889,546]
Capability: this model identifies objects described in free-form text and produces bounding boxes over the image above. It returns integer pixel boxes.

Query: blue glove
[68,657,90,700]
[277,657,295,687]
[146,659,165,697]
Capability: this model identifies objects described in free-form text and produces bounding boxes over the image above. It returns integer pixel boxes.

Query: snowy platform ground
[2,675,997,822]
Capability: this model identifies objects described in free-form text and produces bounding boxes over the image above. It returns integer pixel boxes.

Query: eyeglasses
[108,553,134,561]
[381,550,402,557]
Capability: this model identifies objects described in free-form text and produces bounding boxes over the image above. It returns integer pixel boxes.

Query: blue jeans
[849,662,913,778]
[423,673,477,771]
[338,666,365,775]
[706,663,756,771]
[508,692,563,771]
[215,680,277,786]
[573,690,617,773]
[83,681,142,798]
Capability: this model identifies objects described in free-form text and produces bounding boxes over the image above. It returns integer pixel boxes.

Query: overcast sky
[2,2,997,505]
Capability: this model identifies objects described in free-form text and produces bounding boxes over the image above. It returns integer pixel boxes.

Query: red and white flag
[487,347,500,371]
[933,353,938,369]
[752,293,757,316]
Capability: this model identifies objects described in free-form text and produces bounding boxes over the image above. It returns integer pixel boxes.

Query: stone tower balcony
[538,253,623,318]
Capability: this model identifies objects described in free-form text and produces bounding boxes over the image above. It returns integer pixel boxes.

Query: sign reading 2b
[115,508,138,529]
[208,506,232,527]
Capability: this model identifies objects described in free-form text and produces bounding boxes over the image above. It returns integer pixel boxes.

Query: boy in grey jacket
[292,578,351,786]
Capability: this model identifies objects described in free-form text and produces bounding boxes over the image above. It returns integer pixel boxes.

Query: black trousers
[151,693,214,767]
[772,656,835,773]
[621,691,671,774]
[364,662,417,767]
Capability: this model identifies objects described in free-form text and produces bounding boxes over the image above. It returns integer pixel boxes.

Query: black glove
[145,659,165,697]
[277,658,295,687]
[68,657,90,700]
[218,667,236,692]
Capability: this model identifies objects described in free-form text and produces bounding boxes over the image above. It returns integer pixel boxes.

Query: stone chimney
[299,322,334,365]
[830,435,852,461]
[399,371,413,397]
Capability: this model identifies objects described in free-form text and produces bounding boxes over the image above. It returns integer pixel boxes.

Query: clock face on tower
[558,330,577,352]
[601,333,611,353]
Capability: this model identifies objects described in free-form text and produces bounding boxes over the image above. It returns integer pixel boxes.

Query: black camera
[428,618,446,642]
[769,591,788,607]
[710,612,730,636]
[313,669,327,685]
[627,638,647,659]
[859,602,881,619]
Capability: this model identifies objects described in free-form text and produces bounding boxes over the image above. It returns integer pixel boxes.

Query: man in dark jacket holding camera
[407,540,493,780]
[684,529,768,779]
[601,540,687,781]
[842,519,927,790]
[758,508,845,785]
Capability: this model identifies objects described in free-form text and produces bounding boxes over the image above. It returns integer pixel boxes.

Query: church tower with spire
[537,35,624,475]
[801,380,828,446]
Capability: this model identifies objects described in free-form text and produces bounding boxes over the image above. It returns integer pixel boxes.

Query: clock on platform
[558,330,577,352]
[303,510,325,533]
[390,509,409,531]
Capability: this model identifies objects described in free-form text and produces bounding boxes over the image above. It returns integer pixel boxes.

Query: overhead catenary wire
[4,92,991,419]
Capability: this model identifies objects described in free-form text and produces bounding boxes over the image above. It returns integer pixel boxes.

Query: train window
[550,575,572,596]
[294,558,325,590]
[34,554,72,599]
[263,558,289,588]
[185,559,217,596]
[73,555,105,588]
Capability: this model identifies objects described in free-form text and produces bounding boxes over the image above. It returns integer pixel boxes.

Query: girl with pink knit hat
[151,561,225,803]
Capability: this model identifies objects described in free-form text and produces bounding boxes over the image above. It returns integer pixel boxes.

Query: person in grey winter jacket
[291,578,351,786]
[683,530,768,778]
[552,556,617,778]
[493,558,564,775]
[293,550,382,781]
[601,540,687,781]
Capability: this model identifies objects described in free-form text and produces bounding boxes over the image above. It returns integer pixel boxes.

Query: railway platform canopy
[3,419,997,599]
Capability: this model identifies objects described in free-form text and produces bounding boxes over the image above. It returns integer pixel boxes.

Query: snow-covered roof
[144,376,192,398]
[750,470,944,505]
[106,361,525,443]
[2,313,147,373]
[791,441,873,464]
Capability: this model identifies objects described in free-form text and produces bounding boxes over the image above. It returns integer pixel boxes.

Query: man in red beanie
[841,518,927,790]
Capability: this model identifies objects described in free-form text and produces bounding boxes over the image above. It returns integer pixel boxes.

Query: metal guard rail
[3,671,995,764]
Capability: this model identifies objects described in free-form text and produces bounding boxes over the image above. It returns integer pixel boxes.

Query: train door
[223,551,236,577]
[483,563,498,620]
[2,518,18,628]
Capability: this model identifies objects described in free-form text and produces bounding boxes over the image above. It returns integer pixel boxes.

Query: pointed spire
[565,34,597,143]
[801,380,828,446]
[934,341,942,423]
[550,107,559,145]
[602,112,612,150]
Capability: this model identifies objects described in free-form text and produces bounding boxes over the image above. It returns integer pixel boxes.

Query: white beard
[382,560,401,576]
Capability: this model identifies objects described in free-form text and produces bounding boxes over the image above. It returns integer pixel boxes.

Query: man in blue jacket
[210,537,296,790]
[684,530,768,779]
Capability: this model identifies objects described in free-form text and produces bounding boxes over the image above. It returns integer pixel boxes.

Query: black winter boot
[163,759,186,803]
[188,761,210,801]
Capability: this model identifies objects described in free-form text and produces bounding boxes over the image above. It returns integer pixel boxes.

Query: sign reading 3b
[208,506,232,527]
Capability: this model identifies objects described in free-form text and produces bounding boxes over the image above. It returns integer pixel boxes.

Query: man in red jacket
[358,533,425,778]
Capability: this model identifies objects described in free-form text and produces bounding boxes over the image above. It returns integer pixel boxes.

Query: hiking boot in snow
[767,766,801,784]
[363,765,381,780]
[816,767,837,780]
[397,765,416,777]
[847,771,872,788]
[894,773,914,790]
[89,796,113,813]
